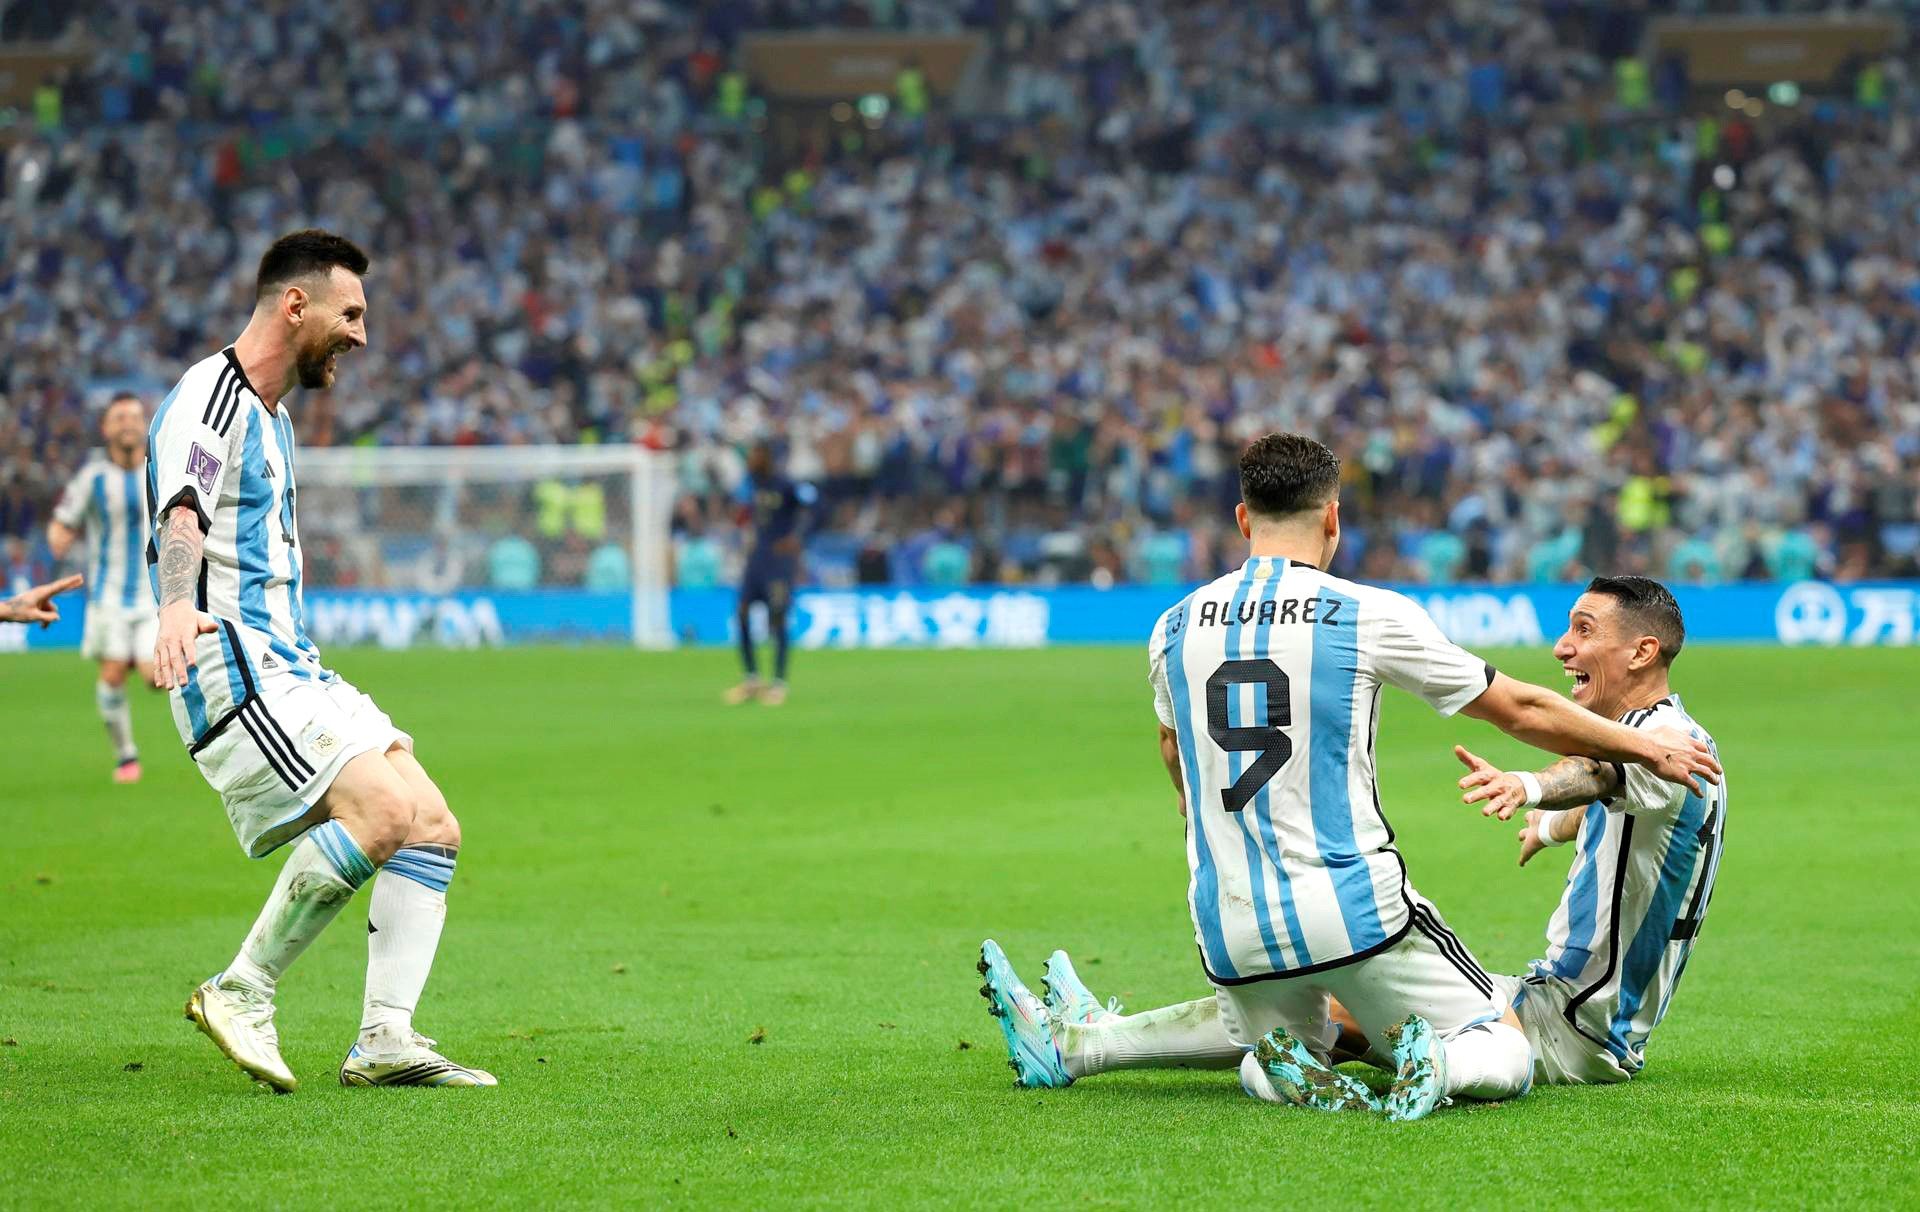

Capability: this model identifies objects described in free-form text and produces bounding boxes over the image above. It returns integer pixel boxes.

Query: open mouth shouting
[1563,664,1593,702]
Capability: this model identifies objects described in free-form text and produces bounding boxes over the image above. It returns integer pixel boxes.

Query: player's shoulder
[1150,571,1217,650]
[170,348,234,392]
[1300,566,1427,621]
[1150,564,1243,645]
[159,348,253,439]
[1627,694,1713,742]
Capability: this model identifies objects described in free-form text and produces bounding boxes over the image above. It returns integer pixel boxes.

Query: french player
[724,440,815,706]
[997,576,1725,1097]
[977,434,1719,1119]
[48,392,160,781]
[149,230,493,1091]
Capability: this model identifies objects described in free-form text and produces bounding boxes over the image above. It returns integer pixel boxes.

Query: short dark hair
[255,229,369,299]
[1239,433,1342,519]
[1584,575,1686,665]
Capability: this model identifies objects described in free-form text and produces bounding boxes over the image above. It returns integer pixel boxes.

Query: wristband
[1514,770,1543,809]
[1534,808,1571,846]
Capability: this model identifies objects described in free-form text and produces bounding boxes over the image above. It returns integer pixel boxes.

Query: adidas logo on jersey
[262,462,275,477]
[259,653,278,670]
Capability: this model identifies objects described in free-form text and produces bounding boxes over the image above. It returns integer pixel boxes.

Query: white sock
[225,821,375,995]
[96,680,135,763]
[1057,997,1245,1079]
[360,845,456,1048]
[1442,1020,1533,1100]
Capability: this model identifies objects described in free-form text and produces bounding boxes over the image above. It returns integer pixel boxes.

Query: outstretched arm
[0,573,83,624]
[1453,746,1629,867]
[1459,673,1718,792]
[152,503,217,689]
[1455,746,1622,820]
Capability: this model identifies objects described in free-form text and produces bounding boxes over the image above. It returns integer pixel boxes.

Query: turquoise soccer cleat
[1243,1029,1382,1112]
[1041,950,1122,1026]
[977,939,1072,1088]
[1383,1015,1451,1122]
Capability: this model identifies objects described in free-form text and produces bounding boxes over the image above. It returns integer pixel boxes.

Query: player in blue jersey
[989,577,1725,1096]
[49,393,159,782]
[150,230,492,1092]
[724,440,816,706]
[978,434,1719,1118]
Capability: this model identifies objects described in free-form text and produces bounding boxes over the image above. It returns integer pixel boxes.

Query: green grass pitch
[2,643,1916,1208]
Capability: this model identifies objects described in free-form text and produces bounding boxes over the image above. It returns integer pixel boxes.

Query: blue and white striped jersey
[53,455,155,611]
[147,348,328,741]
[1529,695,1724,1073]
[1149,556,1494,984]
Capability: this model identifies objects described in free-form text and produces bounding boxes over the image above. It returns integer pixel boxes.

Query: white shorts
[174,668,412,859]
[83,601,158,664]
[1490,970,1632,1086]
[1211,892,1504,1056]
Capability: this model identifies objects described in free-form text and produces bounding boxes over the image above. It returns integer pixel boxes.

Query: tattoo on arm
[156,505,204,608]
[1533,756,1622,809]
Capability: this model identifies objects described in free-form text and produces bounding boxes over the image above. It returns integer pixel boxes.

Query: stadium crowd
[3,0,1918,592]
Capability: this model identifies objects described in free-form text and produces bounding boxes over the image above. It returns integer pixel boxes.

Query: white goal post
[295,445,677,648]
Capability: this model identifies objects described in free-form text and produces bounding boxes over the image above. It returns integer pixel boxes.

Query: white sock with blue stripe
[96,680,135,763]
[224,820,375,996]
[359,845,457,1051]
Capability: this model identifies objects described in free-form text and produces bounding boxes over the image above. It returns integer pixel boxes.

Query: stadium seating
[2,1,1916,592]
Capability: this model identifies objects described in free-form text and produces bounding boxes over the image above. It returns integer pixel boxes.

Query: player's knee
[350,786,414,864]
[408,788,460,849]
[98,662,129,689]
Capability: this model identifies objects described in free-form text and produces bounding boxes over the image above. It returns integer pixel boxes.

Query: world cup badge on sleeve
[187,442,223,495]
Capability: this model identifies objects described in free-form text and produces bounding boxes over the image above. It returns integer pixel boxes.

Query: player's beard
[295,335,340,390]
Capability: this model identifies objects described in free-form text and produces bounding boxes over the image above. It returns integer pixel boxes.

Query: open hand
[1645,727,1721,795]
[1517,809,1553,867]
[153,600,219,689]
[0,573,83,625]
[1455,745,1529,820]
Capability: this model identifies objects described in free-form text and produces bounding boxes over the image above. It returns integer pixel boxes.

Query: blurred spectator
[3,0,1918,593]
[488,536,540,590]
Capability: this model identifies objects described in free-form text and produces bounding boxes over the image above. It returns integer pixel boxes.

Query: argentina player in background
[979,434,1720,1120]
[150,230,492,1091]
[47,392,160,782]
[724,439,816,706]
[994,576,1725,1095]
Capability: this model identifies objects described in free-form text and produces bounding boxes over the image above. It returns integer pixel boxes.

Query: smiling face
[291,266,368,390]
[1552,591,1662,718]
[99,396,146,459]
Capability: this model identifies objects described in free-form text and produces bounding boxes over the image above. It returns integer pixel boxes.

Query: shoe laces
[221,982,281,1045]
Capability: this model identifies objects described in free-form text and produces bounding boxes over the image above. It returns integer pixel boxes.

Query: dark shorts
[740,559,796,610]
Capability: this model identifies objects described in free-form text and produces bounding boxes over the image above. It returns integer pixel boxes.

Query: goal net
[293,446,676,649]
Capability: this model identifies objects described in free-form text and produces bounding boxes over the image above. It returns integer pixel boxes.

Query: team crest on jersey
[307,726,339,756]
[187,443,222,494]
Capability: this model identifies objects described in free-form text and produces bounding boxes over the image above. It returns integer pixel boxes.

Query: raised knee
[357,788,413,863]
[409,788,460,850]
